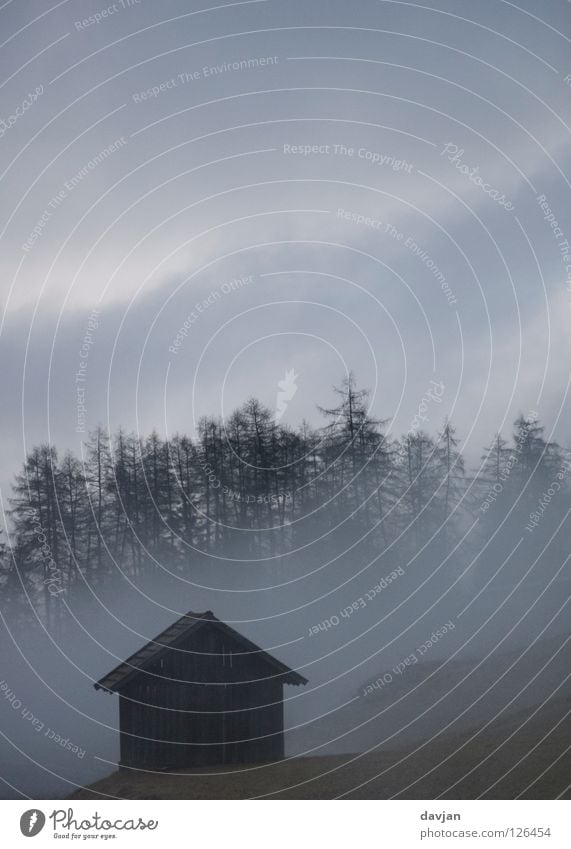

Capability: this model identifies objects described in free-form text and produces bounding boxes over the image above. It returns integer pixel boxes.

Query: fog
[2,423,570,798]
[1,0,570,800]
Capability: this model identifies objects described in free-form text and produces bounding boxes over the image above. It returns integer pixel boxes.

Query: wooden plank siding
[117,622,286,768]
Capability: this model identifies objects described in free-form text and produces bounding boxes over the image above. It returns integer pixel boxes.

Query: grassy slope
[69,697,570,800]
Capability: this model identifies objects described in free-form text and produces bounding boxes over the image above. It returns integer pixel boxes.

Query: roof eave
[285,674,308,686]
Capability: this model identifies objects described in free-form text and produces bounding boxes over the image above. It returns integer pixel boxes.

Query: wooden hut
[95,610,307,769]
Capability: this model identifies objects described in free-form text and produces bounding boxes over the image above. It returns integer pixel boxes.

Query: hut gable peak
[94,610,307,693]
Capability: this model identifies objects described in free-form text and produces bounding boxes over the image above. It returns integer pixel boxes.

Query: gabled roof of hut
[95,610,308,693]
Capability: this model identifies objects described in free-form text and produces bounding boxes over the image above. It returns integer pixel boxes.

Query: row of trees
[1,376,569,626]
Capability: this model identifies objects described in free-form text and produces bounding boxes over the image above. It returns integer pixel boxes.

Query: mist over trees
[1,375,570,630]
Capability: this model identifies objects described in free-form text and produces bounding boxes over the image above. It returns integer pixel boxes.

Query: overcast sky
[2,0,571,802]
[1,0,570,508]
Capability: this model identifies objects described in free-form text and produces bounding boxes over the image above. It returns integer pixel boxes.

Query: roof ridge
[183,610,214,619]
[94,611,307,692]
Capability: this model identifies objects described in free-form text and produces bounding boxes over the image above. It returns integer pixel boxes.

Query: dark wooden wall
[118,624,285,768]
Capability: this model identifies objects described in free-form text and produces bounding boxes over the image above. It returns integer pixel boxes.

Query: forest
[1,376,569,630]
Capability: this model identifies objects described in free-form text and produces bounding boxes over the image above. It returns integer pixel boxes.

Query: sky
[1,0,571,801]
[1,0,570,503]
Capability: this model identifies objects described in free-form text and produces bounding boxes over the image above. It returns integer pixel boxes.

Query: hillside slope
[69,697,570,799]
